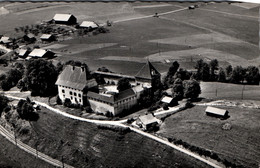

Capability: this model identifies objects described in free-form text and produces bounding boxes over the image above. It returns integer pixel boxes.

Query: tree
[117,78,131,92]
[209,59,218,81]
[217,68,226,82]
[17,99,35,120]
[174,68,191,81]
[195,59,210,81]
[230,66,245,84]
[25,59,58,96]
[0,94,9,116]
[164,61,180,87]
[245,66,260,85]
[172,78,184,100]
[183,79,201,99]
[97,67,111,72]
[0,68,23,91]
[138,88,153,108]
[225,65,233,79]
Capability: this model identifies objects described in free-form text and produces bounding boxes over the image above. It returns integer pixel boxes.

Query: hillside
[3,106,210,168]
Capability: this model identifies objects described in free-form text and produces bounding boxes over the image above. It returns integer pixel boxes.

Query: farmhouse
[80,21,98,29]
[93,71,136,85]
[55,65,98,105]
[40,34,56,43]
[53,14,77,25]
[205,106,229,118]
[136,113,161,131]
[23,33,36,43]
[28,49,55,58]
[0,36,11,44]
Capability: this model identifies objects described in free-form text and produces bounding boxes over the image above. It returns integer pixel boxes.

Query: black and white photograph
[0,0,259,167]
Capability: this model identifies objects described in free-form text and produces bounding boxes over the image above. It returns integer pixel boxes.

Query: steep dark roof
[55,65,97,90]
[115,88,136,101]
[135,61,160,80]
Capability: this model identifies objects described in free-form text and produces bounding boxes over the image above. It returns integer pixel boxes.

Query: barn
[136,113,161,131]
[205,106,229,118]
[40,34,56,43]
[80,21,98,30]
[53,14,77,25]
[28,49,55,58]
[18,49,30,58]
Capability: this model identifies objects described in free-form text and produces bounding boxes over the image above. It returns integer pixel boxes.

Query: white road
[4,94,223,168]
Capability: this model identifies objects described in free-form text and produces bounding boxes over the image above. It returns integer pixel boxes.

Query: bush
[162,103,169,110]
[56,95,62,105]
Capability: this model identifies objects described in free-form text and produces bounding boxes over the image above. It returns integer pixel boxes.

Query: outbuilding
[23,33,36,43]
[79,21,99,30]
[0,36,11,44]
[205,106,229,118]
[53,14,77,25]
[161,96,176,107]
[18,49,30,58]
[136,113,161,131]
[40,34,56,43]
[28,49,55,58]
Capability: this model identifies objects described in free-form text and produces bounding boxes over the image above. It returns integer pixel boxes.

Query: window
[62,89,65,93]
[70,91,72,95]
[74,92,76,96]
[78,93,81,97]
[71,96,73,100]
[79,99,81,102]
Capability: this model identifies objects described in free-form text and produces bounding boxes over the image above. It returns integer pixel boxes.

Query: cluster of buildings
[56,61,161,116]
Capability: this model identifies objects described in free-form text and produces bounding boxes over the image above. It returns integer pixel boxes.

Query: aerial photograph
[0,0,259,167]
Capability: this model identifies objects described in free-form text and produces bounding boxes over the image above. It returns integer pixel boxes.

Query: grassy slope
[158,105,260,168]
[0,134,53,168]
[18,107,210,168]
[201,82,260,101]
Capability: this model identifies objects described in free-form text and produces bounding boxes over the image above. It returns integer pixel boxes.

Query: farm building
[0,36,11,44]
[161,96,175,106]
[18,49,30,58]
[40,34,56,42]
[87,88,138,116]
[23,33,36,43]
[53,14,77,25]
[136,113,161,131]
[205,106,229,118]
[80,21,98,29]
[55,65,98,106]
[28,49,55,58]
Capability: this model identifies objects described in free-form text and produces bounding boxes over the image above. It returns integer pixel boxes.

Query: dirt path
[0,125,74,168]
[4,94,223,168]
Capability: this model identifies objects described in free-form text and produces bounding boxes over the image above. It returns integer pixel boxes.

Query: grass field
[0,134,53,168]
[13,106,210,168]
[200,82,260,101]
[1,1,258,75]
[158,105,260,168]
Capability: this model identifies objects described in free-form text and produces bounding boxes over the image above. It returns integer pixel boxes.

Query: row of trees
[195,59,260,85]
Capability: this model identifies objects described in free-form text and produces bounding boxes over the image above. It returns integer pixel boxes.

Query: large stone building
[55,65,97,105]
[56,61,160,116]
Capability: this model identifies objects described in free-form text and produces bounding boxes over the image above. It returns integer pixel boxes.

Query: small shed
[23,33,36,43]
[205,106,229,118]
[53,14,77,25]
[18,49,30,58]
[161,96,176,107]
[136,113,161,131]
[28,49,55,58]
[80,21,99,29]
[40,34,56,42]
